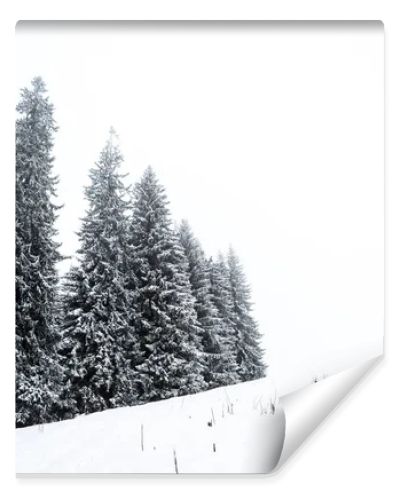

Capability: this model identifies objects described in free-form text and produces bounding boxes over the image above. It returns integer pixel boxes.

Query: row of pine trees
[15,77,266,428]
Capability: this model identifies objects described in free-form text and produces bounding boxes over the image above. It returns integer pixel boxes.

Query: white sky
[16,22,384,395]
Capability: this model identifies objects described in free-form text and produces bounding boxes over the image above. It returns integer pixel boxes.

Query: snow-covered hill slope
[16,378,284,474]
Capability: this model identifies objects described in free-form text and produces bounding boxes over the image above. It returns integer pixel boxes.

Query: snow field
[16,377,284,473]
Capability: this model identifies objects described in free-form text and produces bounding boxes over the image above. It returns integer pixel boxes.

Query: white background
[15,21,383,396]
[1,1,399,499]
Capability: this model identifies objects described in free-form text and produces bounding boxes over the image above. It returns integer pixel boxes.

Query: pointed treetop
[179,219,194,244]
[136,167,167,201]
[142,165,157,181]
[227,245,238,263]
[108,126,118,144]
[16,76,55,128]
[180,218,191,232]
[94,127,124,172]
[31,75,47,93]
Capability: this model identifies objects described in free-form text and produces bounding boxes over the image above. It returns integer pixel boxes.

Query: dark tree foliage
[127,167,206,402]
[59,130,137,415]
[15,79,267,428]
[15,77,64,427]
[178,221,239,388]
[208,254,241,385]
[226,248,266,381]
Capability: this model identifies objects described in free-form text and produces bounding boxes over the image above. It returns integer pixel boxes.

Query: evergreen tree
[178,221,239,387]
[226,247,266,381]
[127,167,206,402]
[208,254,241,385]
[15,77,63,427]
[60,130,136,416]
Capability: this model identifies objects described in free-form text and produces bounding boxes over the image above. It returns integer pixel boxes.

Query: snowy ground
[16,378,285,474]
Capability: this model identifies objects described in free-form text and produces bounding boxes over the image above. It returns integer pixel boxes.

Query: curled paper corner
[270,355,382,472]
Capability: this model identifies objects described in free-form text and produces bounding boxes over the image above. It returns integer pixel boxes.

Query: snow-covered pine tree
[208,254,241,385]
[226,247,266,381]
[127,167,206,402]
[60,129,137,416]
[57,265,86,419]
[15,77,64,427]
[178,220,239,388]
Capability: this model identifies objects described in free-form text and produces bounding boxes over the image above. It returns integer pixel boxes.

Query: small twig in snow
[211,407,215,425]
[173,448,179,474]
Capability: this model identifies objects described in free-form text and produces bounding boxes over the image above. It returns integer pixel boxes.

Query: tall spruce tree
[208,254,241,384]
[15,77,63,427]
[59,129,136,416]
[178,221,239,387]
[226,247,265,381]
[127,167,206,402]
